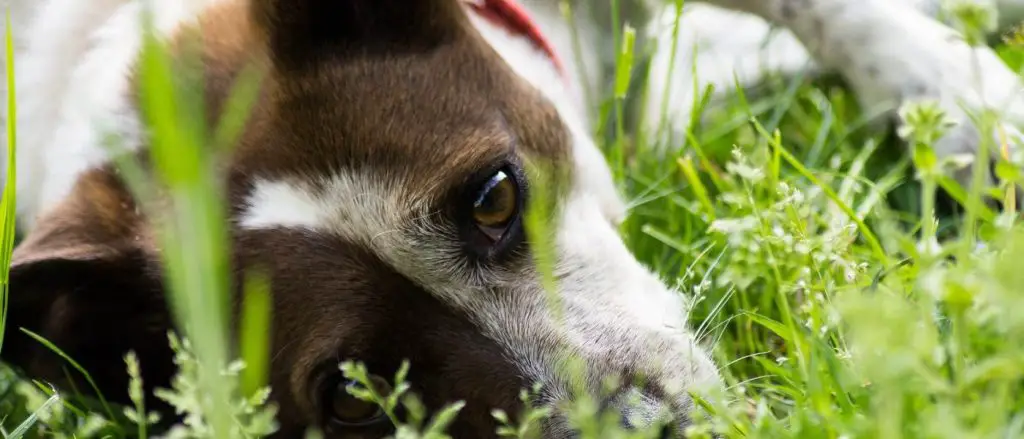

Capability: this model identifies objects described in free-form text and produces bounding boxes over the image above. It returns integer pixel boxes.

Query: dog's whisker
[718,351,771,374]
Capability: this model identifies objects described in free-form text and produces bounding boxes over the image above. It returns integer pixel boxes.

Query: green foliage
[340,360,466,439]
[151,334,278,439]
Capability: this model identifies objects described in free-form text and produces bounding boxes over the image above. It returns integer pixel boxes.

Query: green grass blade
[0,7,19,356]
[239,270,272,399]
[18,328,115,421]
[6,385,60,439]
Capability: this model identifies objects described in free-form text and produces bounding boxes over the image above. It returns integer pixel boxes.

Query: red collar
[466,0,567,78]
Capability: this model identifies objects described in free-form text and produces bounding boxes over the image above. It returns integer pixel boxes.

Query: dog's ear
[1,170,174,409]
[249,0,470,69]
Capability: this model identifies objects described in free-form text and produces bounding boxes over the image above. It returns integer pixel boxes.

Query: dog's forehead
[227,40,572,195]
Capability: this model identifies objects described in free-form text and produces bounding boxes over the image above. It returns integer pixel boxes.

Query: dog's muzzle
[609,386,677,432]
[538,385,690,439]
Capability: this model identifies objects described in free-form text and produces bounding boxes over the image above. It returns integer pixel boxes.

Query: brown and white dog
[2,0,1024,437]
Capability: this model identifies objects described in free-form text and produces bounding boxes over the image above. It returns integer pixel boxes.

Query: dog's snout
[537,386,682,439]
[606,386,678,434]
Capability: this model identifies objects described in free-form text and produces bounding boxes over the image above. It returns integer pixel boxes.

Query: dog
[2,0,1024,437]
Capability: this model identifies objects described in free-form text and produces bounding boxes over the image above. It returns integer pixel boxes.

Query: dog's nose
[538,386,685,439]
[606,386,678,434]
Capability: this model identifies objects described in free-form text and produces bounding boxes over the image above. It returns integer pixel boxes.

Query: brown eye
[328,376,390,426]
[472,169,519,241]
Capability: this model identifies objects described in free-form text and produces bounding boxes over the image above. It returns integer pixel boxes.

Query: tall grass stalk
[0,8,18,357]
[134,7,234,436]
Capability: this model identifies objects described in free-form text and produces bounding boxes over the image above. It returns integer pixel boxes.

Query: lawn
[2,1,1024,438]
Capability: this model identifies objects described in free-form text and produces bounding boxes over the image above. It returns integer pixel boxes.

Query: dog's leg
[642,4,814,146]
[694,0,1024,194]
[642,0,1024,150]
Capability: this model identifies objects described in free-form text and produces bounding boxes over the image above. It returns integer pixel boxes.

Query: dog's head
[2,0,720,437]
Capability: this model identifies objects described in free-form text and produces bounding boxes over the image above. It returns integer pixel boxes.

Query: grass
[3,0,1024,438]
[1,9,17,357]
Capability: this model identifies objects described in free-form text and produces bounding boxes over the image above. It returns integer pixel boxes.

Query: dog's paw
[640,4,817,148]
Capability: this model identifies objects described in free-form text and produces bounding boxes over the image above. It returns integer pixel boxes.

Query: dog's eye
[326,376,390,426]
[472,169,519,242]
[458,165,525,258]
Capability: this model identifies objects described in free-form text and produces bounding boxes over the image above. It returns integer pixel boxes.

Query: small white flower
[726,161,765,182]
[709,217,758,234]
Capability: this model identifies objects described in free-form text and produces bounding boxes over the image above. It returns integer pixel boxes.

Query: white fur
[240,173,430,250]
[1,0,211,228]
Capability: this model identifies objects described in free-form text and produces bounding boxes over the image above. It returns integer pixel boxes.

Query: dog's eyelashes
[472,169,518,241]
